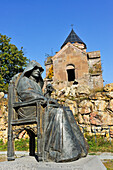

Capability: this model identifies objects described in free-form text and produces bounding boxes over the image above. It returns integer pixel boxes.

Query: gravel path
[0,151,113,159]
[97,152,113,160]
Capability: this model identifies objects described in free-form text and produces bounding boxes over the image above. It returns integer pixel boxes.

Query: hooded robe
[17,60,88,162]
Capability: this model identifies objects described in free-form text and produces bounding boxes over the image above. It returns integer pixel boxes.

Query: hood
[22,60,44,76]
[17,60,44,89]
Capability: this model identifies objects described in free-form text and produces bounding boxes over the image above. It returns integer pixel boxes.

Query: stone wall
[87,51,103,90]
[0,92,8,143]
[51,83,113,139]
[0,83,113,142]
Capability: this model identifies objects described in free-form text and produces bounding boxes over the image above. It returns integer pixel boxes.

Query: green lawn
[86,135,113,153]
[0,135,113,153]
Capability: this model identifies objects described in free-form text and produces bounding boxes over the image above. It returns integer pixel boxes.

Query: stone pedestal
[0,155,106,170]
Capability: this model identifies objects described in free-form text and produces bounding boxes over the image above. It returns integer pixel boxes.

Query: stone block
[77,85,90,95]
[78,114,84,124]
[90,112,102,125]
[79,100,93,114]
[90,92,106,100]
[108,99,113,112]
[83,115,90,124]
[79,107,91,114]
[101,112,113,126]
[104,83,113,92]
[79,100,92,108]
[86,125,91,132]
[0,110,2,118]
[88,51,100,59]
[110,128,113,137]
[106,91,113,98]
[66,100,77,116]
[94,100,107,111]
[91,126,100,132]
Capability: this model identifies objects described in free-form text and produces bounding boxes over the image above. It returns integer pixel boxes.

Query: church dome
[61,29,86,49]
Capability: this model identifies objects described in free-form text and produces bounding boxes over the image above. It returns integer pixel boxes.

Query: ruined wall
[51,83,113,139]
[88,51,103,90]
[0,83,113,142]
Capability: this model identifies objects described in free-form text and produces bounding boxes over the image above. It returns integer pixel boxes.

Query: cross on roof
[71,24,74,29]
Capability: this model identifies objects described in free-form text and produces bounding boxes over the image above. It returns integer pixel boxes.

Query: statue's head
[23,60,44,78]
[30,67,41,79]
[18,60,44,88]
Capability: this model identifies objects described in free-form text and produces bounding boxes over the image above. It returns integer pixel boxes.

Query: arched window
[66,64,75,82]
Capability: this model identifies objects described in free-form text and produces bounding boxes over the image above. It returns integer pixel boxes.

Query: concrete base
[0,155,106,170]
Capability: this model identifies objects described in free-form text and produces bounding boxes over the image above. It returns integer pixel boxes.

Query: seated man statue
[16,60,88,162]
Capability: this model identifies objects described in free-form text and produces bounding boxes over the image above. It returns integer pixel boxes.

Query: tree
[47,65,54,79]
[0,33,28,93]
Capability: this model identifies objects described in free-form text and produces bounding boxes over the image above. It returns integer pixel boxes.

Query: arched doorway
[66,64,75,81]
[26,129,36,156]
[18,128,36,156]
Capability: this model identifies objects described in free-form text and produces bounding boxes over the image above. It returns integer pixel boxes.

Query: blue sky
[0,0,113,85]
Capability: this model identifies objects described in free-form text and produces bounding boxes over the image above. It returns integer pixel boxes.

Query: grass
[85,135,113,169]
[0,138,29,151]
[87,135,113,152]
[0,139,7,151]
[85,134,113,153]
[15,138,29,151]
[0,138,38,151]
[102,160,113,170]
[0,135,113,153]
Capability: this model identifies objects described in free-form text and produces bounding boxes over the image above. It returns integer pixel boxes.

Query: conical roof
[61,29,86,49]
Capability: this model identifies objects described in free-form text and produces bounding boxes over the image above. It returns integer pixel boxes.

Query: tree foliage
[0,33,28,93]
[47,65,53,79]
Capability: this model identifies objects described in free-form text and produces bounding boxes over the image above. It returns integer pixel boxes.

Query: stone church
[45,29,103,90]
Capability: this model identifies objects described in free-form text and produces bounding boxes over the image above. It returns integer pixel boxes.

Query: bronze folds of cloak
[10,60,88,162]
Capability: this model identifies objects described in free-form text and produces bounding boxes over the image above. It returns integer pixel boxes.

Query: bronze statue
[8,60,88,162]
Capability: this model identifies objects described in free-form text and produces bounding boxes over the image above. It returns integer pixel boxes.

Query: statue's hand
[48,98,59,106]
[40,97,47,107]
